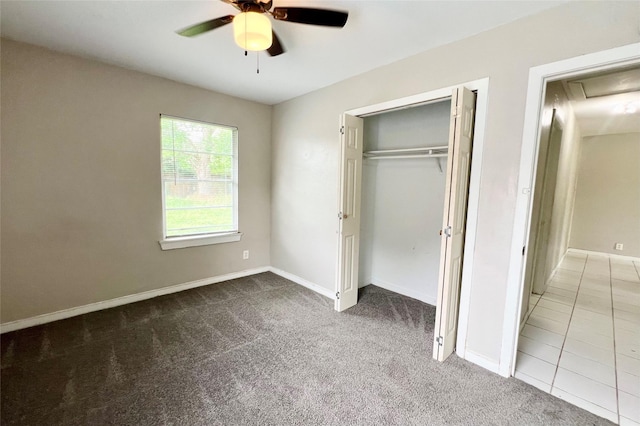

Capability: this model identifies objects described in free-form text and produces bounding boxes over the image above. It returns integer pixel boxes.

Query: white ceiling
[571,91,640,137]
[563,67,640,137]
[1,1,565,105]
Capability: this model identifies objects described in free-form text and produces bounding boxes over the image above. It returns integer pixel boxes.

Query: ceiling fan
[176,0,349,57]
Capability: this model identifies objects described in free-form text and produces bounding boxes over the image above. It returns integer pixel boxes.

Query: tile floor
[515,250,640,425]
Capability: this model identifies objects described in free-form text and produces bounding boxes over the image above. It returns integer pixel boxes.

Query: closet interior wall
[359,100,452,305]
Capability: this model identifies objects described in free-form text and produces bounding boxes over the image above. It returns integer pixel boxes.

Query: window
[159,115,240,249]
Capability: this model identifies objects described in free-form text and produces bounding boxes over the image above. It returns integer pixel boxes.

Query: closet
[336,86,477,361]
[359,100,452,305]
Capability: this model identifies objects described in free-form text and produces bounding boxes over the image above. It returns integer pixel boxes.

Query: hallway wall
[570,133,640,257]
[544,95,583,282]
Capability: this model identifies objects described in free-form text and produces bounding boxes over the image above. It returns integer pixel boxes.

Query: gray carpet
[1,272,612,425]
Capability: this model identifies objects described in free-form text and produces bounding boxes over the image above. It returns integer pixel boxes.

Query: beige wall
[271,1,640,364]
[570,133,640,257]
[1,40,272,323]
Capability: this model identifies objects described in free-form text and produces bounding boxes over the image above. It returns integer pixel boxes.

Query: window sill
[159,232,242,250]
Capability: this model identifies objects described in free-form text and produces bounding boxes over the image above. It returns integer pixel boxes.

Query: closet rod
[364,145,448,155]
[365,153,448,160]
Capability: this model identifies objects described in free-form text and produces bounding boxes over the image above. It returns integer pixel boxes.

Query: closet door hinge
[443,226,452,238]
[340,126,345,135]
[336,291,340,300]
[435,336,444,346]
[452,105,462,118]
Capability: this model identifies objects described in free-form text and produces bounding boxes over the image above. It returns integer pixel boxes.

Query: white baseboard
[370,277,436,306]
[0,266,270,334]
[269,267,336,300]
[1,265,506,380]
[568,248,640,262]
[461,349,503,377]
[358,277,372,289]
[0,267,434,334]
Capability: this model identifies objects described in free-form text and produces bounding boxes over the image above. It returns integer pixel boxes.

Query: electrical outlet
[615,243,623,251]
[243,250,249,260]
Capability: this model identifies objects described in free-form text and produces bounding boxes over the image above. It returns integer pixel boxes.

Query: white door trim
[343,78,489,361]
[501,42,640,378]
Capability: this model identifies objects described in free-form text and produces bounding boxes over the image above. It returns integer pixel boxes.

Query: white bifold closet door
[335,113,364,312]
[433,87,476,362]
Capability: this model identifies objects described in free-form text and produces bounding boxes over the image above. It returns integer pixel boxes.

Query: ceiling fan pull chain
[257,51,260,74]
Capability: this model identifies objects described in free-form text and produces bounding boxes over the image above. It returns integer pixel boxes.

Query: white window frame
[158,115,242,250]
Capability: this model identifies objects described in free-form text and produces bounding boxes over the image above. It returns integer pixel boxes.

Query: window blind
[160,115,238,238]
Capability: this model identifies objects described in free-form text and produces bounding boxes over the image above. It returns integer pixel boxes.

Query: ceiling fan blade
[177,15,234,37]
[267,31,285,56]
[272,7,348,27]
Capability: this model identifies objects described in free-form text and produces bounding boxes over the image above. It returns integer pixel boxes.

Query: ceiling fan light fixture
[233,12,272,51]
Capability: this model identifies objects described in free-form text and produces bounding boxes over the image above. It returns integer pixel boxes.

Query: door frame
[338,77,489,360]
[502,42,640,377]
